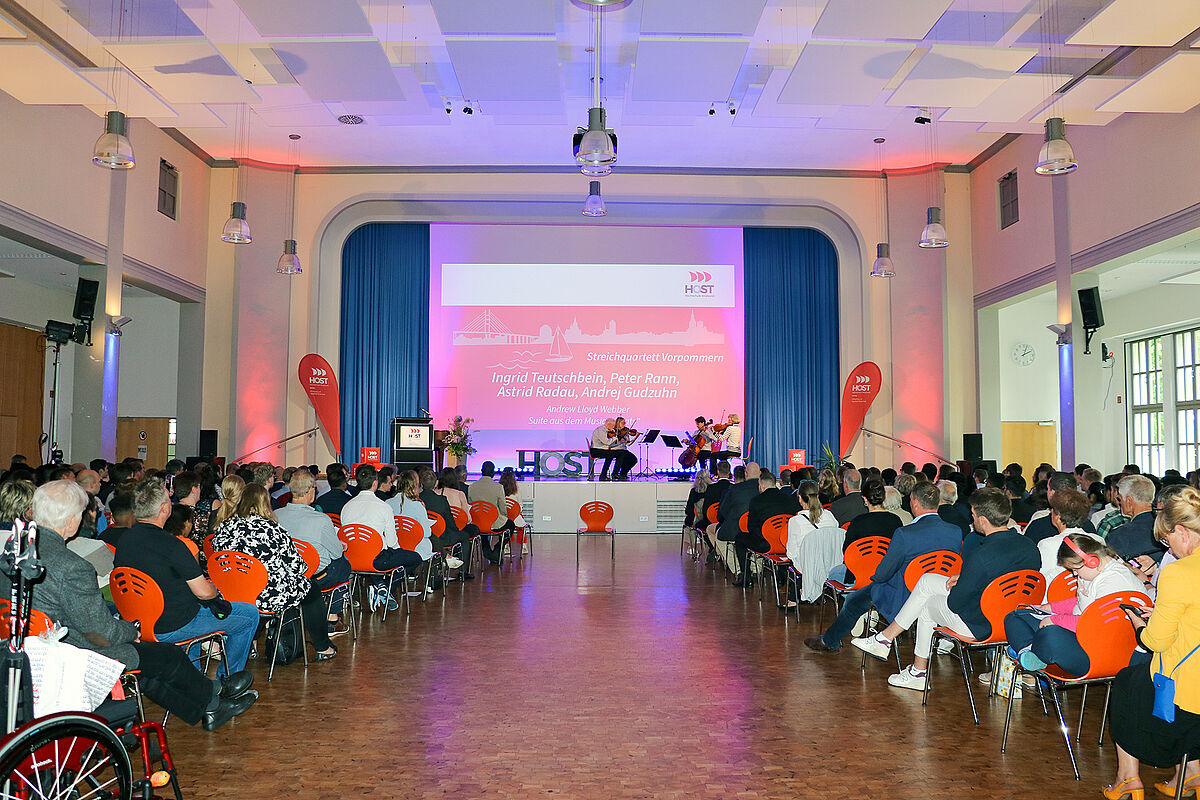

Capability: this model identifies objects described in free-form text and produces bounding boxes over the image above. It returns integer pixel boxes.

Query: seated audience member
[851,488,1040,690]
[883,485,913,526]
[816,469,839,505]
[213,474,246,532]
[778,469,793,496]
[734,469,797,588]
[435,467,471,515]
[468,461,512,565]
[500,468,530,555]
[419,468,475,578]
[385,470,435,580]
[276,468,353,633]
[314,464,354,515]
[895,472,918,514]
[172,470,201,507]
[99,491,136,548]
[921,463,939,483]
[76,467,105,515]
[830,469,867,524]
[341,464,421,610]
[881,468,898,487]
[374,466,396,502]
[1004,534,1143,678]
[1006,476,1034,524]
[16,480,257,730]
[785,480,843,602]
[806,481,961,653]
[163,503,200,559]
[1105,488,1200,800]
[836,478,903,584]
[972,467,989,491]
[212,482,337,660]
[114,478,259,676]
[0,479,35,543]
[193,467,223,536]
[1032,487,1097,582]
[1105,474,1165,563]
[1091,475,1122,527]
[936,479,971,540]
[684,469,712,531]
[699,462,734,564]
[1024,472,1097,542]
[713,464,758,582]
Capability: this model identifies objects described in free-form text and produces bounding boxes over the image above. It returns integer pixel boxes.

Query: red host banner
[299,354,341,457]
[839,361,882,457]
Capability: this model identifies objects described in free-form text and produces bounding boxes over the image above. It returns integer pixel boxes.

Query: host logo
[688,271,712,283]
[684,270,715,296]
[308,365,331,385]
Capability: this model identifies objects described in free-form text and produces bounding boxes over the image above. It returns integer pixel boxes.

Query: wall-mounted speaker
[73,277,99,321]
[1078,286,1105,330]
[198,429,218,459]
[963,433,983,462]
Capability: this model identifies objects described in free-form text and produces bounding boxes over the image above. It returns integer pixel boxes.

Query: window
[998,170,1018,230]
[157,160,178,220]
[1175,329,1200,473]
[167,417,177,461]
[1127,336,1164,475]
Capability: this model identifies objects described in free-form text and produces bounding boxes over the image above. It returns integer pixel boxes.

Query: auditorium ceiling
[0,0,1197,169]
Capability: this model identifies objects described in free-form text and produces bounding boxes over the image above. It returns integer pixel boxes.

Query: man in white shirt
[467,461,512,564]
[276,469,353,635]
[340,464,421,610]
[589,419,620,481]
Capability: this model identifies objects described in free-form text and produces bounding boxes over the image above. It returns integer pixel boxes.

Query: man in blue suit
[804,481,962,653]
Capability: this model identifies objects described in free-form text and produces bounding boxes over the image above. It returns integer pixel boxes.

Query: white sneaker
[850,613,869,638]
[851,634,891,661]
[1019,674,1039,689]
[887,666,928,691]
[367,585,381,611]
[936,639,955,655]
[445,556,464,569]
[977,671,993,685]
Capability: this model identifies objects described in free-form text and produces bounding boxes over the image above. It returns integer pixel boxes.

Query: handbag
[1152,643,1200,723]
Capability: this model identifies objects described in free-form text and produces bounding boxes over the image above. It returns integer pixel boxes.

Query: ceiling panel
[147,103,227,128]
[976,120,1044,134]
[1028,75,1134,124]
[274,40,404,102]
[235,0,371,38]
[639,0,768,35]
[57,0,203,40]
[814,105,904,130]
[106,41,261,103]
[779,42,913,106]
[0,42,112,104]
[887,45,1037,107]
[1097,52,1200,113]
[0,11,23,37]
[428,0,556,35]
[445,39,562,102]
[814,0,954,41]
[940,72,1071,122]
[80,67,176,117]
[1066,0,1200,46]
[630,40,748,102]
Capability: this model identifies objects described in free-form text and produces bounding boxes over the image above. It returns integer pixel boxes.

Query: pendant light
[916,108,949,249]
[1034,1,1078,175]
[220,105,253,243]
[582,181,607,217]
[93,111,135,169]
[277,134,303,275]
[870,137,895,277]
[574,5,616,173]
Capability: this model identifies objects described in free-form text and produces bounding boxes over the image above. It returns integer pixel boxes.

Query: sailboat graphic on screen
[545,327,572,363]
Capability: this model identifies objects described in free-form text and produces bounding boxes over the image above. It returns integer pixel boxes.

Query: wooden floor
[163,535,1147,799]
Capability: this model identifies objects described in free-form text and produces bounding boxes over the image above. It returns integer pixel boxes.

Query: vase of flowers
[445,415,476,469]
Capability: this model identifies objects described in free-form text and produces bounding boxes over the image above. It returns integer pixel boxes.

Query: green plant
[814,441,848,475]
[445,415,476,459]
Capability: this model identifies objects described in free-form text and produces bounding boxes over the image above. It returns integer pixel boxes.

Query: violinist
[708,413,743,468]
[607,417,639,482]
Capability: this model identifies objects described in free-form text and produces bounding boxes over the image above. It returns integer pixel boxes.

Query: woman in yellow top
[1105,487,1200,800]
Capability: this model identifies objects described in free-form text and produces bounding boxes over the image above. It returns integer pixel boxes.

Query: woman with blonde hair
[212,482,337,661]
[786,480,842,602]
[1104,487,1200,800]
[212,474,245,531]
[817,469,839,505]
[708,413,742,469]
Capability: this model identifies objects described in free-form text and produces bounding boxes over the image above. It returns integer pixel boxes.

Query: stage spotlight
[463,103,474,115]
[445,101,453,114]
[727,101,736,116]
[708,104,715,116]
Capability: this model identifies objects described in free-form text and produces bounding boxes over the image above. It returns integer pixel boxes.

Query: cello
[678,420,712,468]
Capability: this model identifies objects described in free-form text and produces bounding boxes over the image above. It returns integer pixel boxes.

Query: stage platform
[514,479,690,534]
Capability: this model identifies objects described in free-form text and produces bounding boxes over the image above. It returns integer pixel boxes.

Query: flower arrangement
[445,415,477,459]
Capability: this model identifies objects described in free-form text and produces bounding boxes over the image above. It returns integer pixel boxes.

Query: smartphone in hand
[1119,603,1149,620]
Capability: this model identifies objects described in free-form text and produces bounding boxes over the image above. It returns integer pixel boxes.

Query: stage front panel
[430,224,745,466]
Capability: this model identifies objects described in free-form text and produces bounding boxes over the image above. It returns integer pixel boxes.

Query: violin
[710,421,731,433]
[615,425,640,438]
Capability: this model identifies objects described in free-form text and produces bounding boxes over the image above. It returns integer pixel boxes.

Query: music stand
[633,430,661,478]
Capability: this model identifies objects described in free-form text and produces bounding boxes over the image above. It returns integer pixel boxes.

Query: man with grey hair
[276,469,353,635]
[589,418,623,481]
[830,468,866,524]
[1106,474,1164,562]
[19,480,258,730]
[114,479,259,675]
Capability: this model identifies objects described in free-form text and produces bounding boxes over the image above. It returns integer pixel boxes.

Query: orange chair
[820,536,890,620]
[208,550,307,681]
[0,599,55,638]
[860,550,964,670]
[924,569,1047,724]
[291,538,355,641]
[395,516,438,602]
[471,501,507,569]
[178,536,199,560]
[428,512,446,538]
[449,505,482,572]
[450,505,470,530]
[202,533,216,562]
[109,567,229,678]
[750,514,794,607]
[324,512,341,528]
[505,497,531,560]
[1001,591,1152,779]
[577,501,615,564]
[338,523,406,620]
[1046,571,1079,603]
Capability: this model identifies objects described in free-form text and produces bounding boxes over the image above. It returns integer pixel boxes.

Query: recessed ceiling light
[337,114,364,125]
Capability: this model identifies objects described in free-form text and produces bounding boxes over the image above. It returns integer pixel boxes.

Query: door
[1001,421,1058,478]
[0,322,47,465]
[117,417,171,466]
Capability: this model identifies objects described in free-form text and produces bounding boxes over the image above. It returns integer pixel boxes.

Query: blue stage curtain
[339,222,430,460]
[743,227,840,469]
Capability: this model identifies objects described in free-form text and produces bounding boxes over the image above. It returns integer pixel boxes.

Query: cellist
[690,416,714,468]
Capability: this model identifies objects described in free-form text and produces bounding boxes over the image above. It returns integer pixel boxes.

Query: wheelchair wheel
[0,712,132,800]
